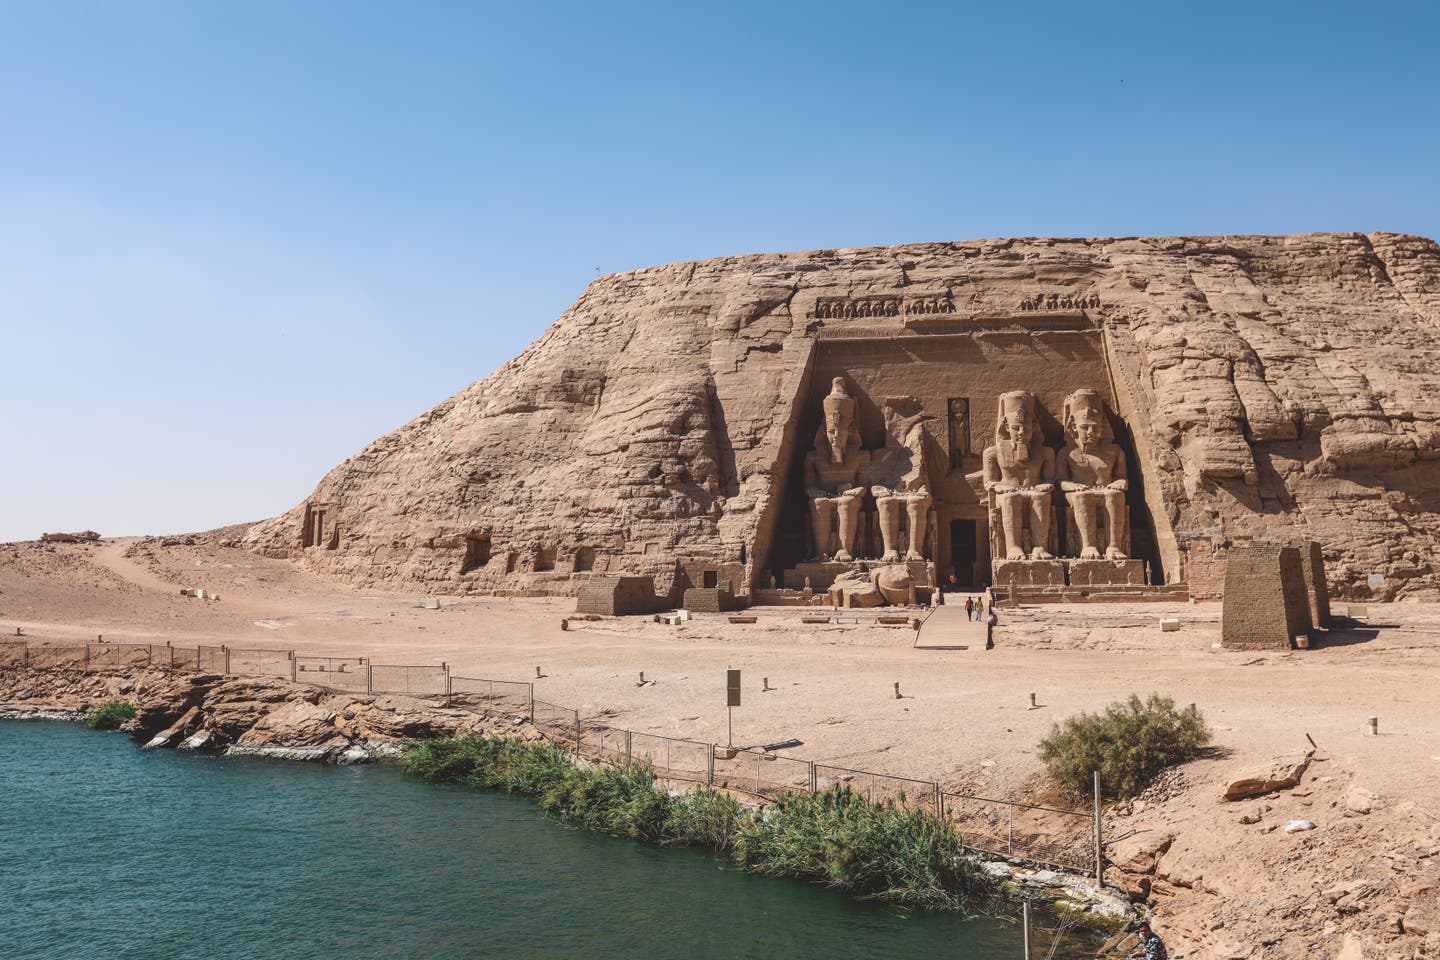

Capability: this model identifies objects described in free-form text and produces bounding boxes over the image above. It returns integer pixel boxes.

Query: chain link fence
[940,792,1096,873]
[449,676,532,716]
[713,749,813,799]
[814,763,942,814]
[368,663,447,698]
[294,656,368,693]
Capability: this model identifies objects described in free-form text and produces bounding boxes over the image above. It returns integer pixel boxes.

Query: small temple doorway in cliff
[949,520,978,588]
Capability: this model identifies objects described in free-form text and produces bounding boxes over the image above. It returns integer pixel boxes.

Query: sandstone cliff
[244,233,1440,600]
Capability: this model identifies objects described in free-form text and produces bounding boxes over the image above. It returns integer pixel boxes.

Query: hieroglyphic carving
[804,378,870,561]
[1017,292,1101,311]
[982,392,1055,561]
[1058,389,1129,559]
[947,398,970,468]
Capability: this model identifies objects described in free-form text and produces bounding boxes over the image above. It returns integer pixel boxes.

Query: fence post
[933,781,941,815]
[707,742,714,785]
[575,713,582,757]
[148,644,154,668]
[22,643,29,669]
[290,653,298,683]
[84,643,90,674]
[224,646,231,675]
[443,662,451,706]
[528,682,534,719]
[809,761,816,794]
[1007,801,1014,855]
[1093,770,1104,887]
[196,645,202,671]
[366,660,373,695]
[168,642,175,670]
[626,729,633,763]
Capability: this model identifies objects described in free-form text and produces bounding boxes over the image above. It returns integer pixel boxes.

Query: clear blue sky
[2,1,1437,542]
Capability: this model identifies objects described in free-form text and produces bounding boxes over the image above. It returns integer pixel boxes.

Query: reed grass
[404,734,997,911]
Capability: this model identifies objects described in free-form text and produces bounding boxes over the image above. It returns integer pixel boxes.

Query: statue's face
[1076,419,1100,452]
[826,408,853,463]
[1005,411,1031,460]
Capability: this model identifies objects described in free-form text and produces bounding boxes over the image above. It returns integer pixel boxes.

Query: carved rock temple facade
[244,233,1440,604]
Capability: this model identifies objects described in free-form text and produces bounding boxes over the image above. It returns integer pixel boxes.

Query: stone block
[992,559,1065,588]
[1065,558,1144,587]
[1159,618,1181,631]
[576,576,664,616]
[1221,542,1311,650]
[681,587,743,613]
[1347,604,1368,618]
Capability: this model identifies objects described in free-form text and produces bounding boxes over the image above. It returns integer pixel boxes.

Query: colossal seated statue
[1058,389,1129,560]
[805,377,870,562]
[982,391,1056,561]
[868,396,933,561]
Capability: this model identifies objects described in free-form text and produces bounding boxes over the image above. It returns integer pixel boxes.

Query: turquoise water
[0,721,1079,960]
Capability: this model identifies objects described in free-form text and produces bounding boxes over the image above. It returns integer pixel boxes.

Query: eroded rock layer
[244,233,1440,600]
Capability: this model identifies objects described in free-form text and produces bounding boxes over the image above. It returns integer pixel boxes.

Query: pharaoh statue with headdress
[1058,389,1129,559]
[982,391,1056,561]
[868,396,933,561]
[805,378,870,562]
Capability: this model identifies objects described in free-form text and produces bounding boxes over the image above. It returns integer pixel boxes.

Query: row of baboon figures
[810,291,1101,321]
[803,382,1129,564]
[811,295,955,320]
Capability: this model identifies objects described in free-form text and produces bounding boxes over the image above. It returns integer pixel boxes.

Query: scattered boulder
[40,531,101,543]
[1344,785,1375,815]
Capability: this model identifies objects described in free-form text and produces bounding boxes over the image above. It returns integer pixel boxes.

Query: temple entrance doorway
[949,520,978,588]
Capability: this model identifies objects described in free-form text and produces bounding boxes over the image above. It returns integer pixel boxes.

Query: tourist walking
[1126,919,1168,960]
[973,597,984,621]
[964,596,974,619]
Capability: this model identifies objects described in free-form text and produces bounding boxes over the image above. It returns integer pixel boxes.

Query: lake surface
[0,721,1082,959]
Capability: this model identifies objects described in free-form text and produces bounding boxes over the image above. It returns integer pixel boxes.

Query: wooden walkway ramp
[915,603,990,651]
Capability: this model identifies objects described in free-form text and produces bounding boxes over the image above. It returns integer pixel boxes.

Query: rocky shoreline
[0,666,539,762]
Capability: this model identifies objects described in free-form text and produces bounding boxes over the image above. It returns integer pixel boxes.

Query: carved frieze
[812,293,955,320]
[1017,292,1101,311]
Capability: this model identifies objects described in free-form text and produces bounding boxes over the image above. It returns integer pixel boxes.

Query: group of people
[963,595,987,622]
[943,574,990,622]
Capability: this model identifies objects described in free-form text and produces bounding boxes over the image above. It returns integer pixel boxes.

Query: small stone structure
[681,585,744,613]
[1221,543,1313,649]
[576,576,665,616]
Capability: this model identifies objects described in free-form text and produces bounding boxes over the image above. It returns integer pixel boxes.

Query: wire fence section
[1,640,205,673]
[941,792,1097,874]
[3,635,1100,877]
[627,731,712,784]
[369,663,447,698]
[448,676,532,716]
[713,749,813,799]
[295,656,368,693]
[226,648,294,680]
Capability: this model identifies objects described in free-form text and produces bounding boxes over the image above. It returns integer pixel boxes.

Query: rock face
[244,233,1440,601]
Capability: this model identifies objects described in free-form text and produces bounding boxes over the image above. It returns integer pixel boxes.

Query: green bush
[86,700,137,731]
[734,786,990,911]
[1038,693,1210,800]
[403,735,999,911]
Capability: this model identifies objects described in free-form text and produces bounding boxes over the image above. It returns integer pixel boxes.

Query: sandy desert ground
[3,534,1438,956]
